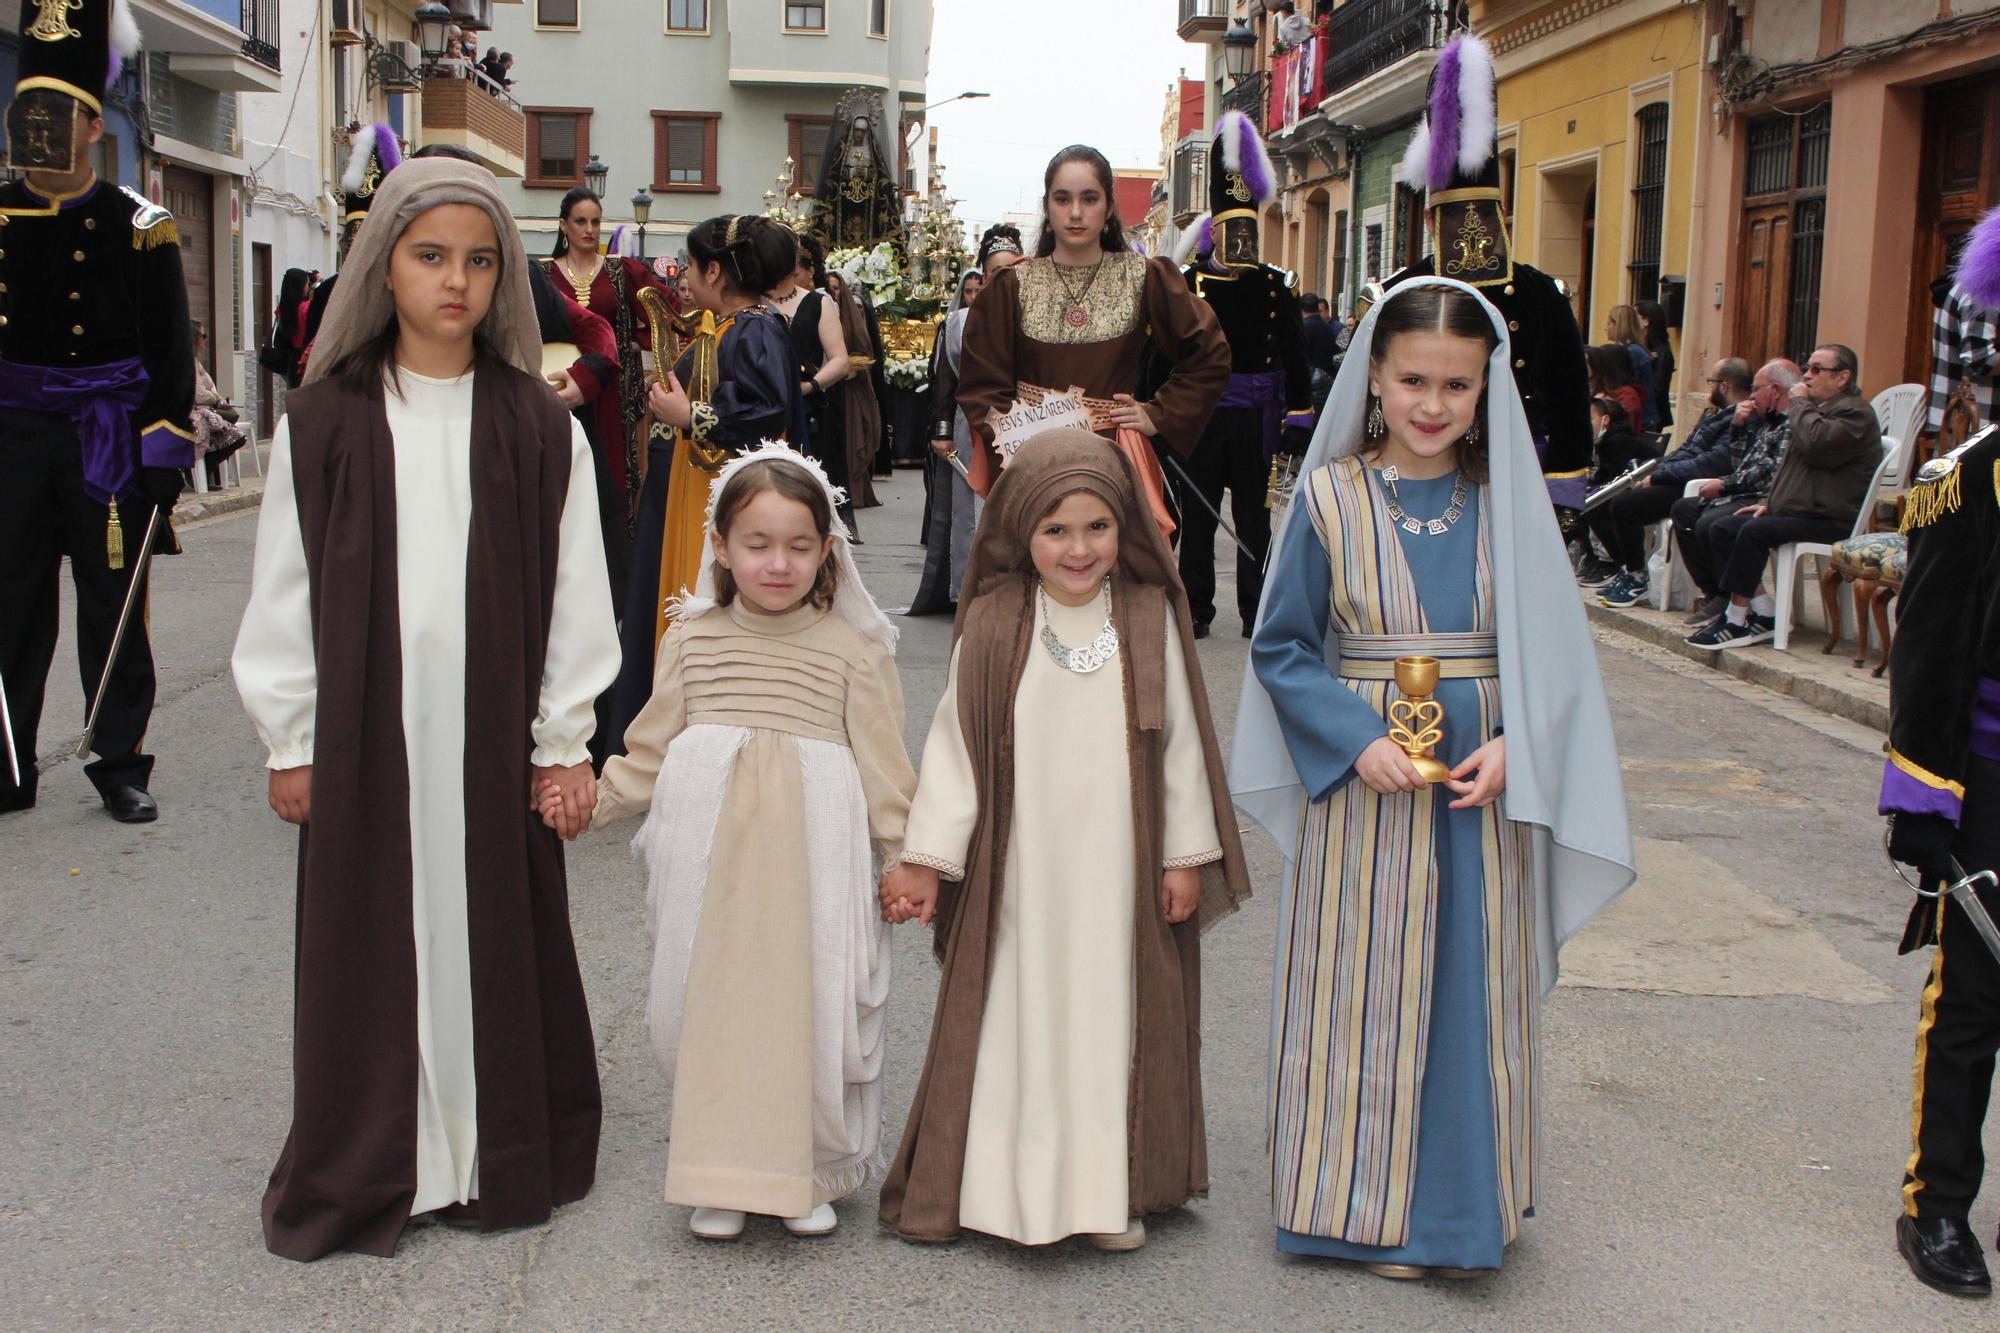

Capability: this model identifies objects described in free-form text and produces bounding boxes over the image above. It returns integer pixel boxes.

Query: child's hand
[1445,735,1506,809]
[1162,866,1199,925]
[269,764,311,825]
[1356,736,1426,795]
[531,762,597,840]
[880,861,941,926]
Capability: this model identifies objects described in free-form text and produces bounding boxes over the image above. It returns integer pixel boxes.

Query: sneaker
[1681,593,1727,626]
[1576,557,1621,589]
[1685,613,1775,650]
[1599,571,1650,607]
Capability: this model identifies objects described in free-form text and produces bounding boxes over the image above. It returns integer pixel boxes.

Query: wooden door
[162,166,213,357]
[1735,202,1791,368]
[1905,78,2000,388]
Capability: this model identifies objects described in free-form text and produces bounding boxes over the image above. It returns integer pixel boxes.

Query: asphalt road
[2,468,1993,1330]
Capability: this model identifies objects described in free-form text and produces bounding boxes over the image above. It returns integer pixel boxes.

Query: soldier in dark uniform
[301,122,399,357]
[0,0,194,822]
[1881,396,2000,1291]
[1161,111,1313,638]
[1379,31,1592,517]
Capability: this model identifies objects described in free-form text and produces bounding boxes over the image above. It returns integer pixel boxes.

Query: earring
[1366,398,1385,439]
[1464,419,1481,444]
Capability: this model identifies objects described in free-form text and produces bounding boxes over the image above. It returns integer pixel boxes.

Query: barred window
[1627,103,1669,303]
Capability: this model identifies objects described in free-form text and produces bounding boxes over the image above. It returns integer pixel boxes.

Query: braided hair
[688,214,798,298]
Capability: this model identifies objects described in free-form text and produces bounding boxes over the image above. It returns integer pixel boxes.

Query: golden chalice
[1387,655,1451,785]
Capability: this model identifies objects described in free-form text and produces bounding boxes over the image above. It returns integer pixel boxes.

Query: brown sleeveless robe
[261,359,601,1261]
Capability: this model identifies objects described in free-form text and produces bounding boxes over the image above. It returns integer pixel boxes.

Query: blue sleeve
[709,318,796,448]
[1250,506,1390,803]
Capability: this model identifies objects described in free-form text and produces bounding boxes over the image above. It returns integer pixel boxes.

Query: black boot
[1897,1214,1991,1297]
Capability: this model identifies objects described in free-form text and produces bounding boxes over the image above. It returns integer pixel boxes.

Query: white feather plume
[110,0,141,59]
[1456,36,1497,177]
[1173,214,1210,266]
[1397,119,1433,191]
[341,124,378,195]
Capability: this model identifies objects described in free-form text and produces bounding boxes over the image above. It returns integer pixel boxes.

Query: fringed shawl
[879,429,1251,1240]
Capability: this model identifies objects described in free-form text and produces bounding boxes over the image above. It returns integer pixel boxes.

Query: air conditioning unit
[450,0,494,30]
[331,0,362,47]
[380,41,421,91]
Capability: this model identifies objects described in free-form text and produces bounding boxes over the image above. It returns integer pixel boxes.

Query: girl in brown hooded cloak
[878,428,1251,1250]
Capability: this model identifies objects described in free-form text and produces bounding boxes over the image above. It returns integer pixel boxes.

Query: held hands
[649,372,692,429]
[1109,393,1158,437]
[533,762,597,840]
[1444,735,1506,810]
[1356,735,1427,795]
[269,765,311,825]
[880,861,941,926]
[1162,866,1199,925]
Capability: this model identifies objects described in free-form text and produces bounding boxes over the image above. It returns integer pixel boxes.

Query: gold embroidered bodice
[1015,253,1147,344]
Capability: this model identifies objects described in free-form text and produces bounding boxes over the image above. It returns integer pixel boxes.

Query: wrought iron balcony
[1171,140,1207,222]
[1322,0,1452,99]
[1221,70,1268,131]
[1177,0,1228,43]
[241,0,280,72]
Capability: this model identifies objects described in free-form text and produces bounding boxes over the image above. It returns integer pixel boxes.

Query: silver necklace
[1379,465,1469,536]
[1038,581,1119,673]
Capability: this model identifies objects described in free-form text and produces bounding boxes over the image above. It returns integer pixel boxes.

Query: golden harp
[634,286,730,472]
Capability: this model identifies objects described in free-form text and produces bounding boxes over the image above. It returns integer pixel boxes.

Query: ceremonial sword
[1155,448,1264,567]
[76,506,162,760]
[0,661,18,788]
[1890,831,2000,967]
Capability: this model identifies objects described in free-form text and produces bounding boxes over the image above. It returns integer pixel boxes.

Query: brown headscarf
[880,428,1251,1241]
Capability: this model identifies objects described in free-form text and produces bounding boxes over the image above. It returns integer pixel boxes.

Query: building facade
[1681,0,2000,433]
[484,0,931,259]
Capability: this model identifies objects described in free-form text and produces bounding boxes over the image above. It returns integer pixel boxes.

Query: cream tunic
[597,599,915,1217]
[902,583,1222,1244]
[232,369,620,1216]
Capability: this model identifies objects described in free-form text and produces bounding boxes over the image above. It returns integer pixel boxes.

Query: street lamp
[631,186,653,259]
[916,90,989,114]
[1222,18,1256,85]
[582,154,608,198]
[414,3,452,61]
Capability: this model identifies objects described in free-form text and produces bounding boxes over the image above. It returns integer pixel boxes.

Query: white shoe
[689,1207,747,1240]
[1090,1217,1147,1251]
[782,1203,838,1236]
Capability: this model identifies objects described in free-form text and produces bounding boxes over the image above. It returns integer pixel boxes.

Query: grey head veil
[1228,274,1636,991]
[305,156,543,385]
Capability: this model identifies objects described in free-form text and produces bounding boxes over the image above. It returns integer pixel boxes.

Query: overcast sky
[924,0,1208,237]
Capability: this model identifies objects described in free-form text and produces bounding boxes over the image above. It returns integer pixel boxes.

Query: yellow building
[1475,0,1708,430]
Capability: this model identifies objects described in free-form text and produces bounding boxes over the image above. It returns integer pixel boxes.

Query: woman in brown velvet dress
[955,145,1230,507]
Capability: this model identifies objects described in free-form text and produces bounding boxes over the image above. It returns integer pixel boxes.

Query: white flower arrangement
[829,241,904,306]
[884,355,930,392]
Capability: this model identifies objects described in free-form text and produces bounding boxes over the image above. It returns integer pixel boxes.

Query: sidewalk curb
[1584,600,1889,734]
[172,486,263,526]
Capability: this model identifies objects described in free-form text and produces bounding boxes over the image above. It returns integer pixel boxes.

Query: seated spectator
[1586,356,1753,607]
[1575,396,1660,592]
[1687,344,1882,649]
[189,320,246,488]
[1930,273,1997,440]
[1637,298,1675,433]
[1588,342,1644,430]
[1605,303,1656,428]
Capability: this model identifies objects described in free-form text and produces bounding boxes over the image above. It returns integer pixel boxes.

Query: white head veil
[1228,275,1635,991]
[666,440,898,653]
[305,157,542,385]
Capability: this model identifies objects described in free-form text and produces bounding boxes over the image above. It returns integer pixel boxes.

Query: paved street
[2,469,1993,1330]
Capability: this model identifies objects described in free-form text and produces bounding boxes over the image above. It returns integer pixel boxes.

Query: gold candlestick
[1388,655,1452,784]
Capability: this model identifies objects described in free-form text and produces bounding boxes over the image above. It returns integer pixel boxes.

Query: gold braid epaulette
[1901,464,1963,533]
[132,217,180,250]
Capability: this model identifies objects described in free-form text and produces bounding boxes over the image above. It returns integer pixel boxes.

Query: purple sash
[1219,369,1284,458]
[0,356,151,503]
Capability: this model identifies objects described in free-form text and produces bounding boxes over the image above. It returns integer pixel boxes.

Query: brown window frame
[652,111,721,194]
[787,114,833,197]
[784,2,827,32]
[536,0,581,27]
[525,107,593,189]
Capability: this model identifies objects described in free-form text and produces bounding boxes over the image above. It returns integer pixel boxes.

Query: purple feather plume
[1427,39,1464,193]
[373,123,403,176]
[1218,109,1276,207]
[1955,207,2000,311]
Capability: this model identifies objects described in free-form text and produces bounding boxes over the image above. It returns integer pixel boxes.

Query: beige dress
[596,598,915,1217]
[901,582,1222,1244]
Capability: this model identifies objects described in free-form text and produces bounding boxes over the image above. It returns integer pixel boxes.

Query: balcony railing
[1323,0,1452,98]
[1171,140,1206,220]
[1177,0,1228,41]
[1268,19,1329,133]
[1222,70,1267,131]
[241,0,280,71]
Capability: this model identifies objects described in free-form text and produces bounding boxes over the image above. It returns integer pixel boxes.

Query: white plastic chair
[1643,478,1706,612]
[1871,384,1925,485]
[1771,435,1899,652]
